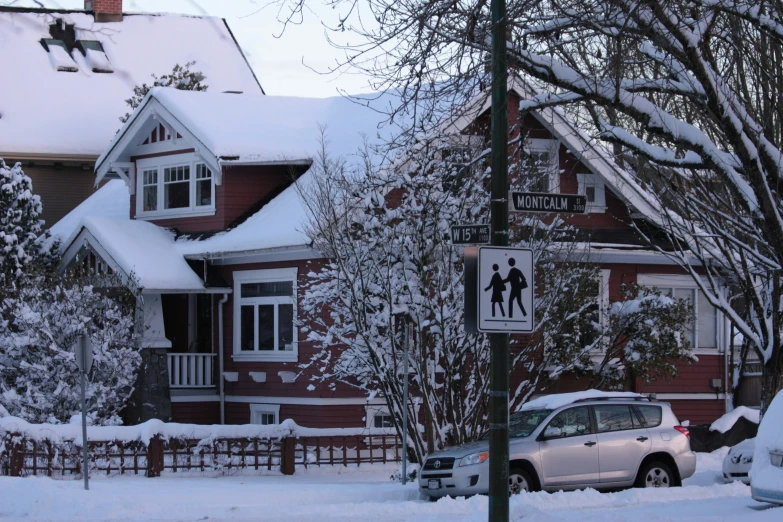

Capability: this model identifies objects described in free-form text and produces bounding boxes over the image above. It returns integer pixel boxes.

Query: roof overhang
[94,94,221,186]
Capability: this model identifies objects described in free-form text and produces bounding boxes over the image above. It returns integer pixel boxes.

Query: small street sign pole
[489,0,510,518]
[401,321,410,485]
[76,334,91,491]
[79,335,92,490]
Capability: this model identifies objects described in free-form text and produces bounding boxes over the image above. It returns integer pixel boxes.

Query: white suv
[419,393,696,498]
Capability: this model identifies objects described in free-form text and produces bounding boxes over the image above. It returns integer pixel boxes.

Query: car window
[545,406,591,438]
[479,409,553,440]
[593,405,635,433]
[633,405,663,428]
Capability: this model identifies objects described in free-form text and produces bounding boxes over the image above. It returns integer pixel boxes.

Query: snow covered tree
[587,284,694,390]
[300,134,689,459]
[120,61,207,123]
[278,0,783,415]
[0,160,46,297]
[0,271,142,426]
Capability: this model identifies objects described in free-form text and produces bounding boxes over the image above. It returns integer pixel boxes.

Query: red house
[54,79,735,429]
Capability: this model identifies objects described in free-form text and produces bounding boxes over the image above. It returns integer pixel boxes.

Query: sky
[9,0,376,97]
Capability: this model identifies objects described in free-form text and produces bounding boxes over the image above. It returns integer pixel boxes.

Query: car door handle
[636,436,649,442]
[584,441,597,447]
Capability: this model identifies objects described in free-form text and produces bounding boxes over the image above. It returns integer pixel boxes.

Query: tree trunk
[760,356,783,418]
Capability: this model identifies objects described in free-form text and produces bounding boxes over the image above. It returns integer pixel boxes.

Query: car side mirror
[543,426,562,439]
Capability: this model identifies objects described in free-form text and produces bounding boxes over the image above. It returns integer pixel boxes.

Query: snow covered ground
[0,451,779,521]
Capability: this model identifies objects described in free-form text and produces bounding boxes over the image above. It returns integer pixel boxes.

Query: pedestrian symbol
[477,247,534,333]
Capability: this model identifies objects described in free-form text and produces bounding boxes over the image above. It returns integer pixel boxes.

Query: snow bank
[750,390,783,493]
[0,417,397,446]
[710,406,760,433]
[521,390,643,411]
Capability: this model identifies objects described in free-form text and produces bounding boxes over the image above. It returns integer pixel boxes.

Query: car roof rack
[572,396,655,403]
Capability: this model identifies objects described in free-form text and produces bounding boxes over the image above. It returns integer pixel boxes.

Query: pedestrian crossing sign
[477,247,534,333]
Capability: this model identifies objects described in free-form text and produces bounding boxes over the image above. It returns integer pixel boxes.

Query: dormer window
[577,173,607,212]
[522,139,560,193]
[41,39,79,72]
[136,153,215,219]
[76,40,114,73]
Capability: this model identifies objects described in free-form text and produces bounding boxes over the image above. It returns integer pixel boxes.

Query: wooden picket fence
[1,431,402,478]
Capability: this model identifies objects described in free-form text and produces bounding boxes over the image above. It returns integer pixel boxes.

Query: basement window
[76,40,114,73]
[41,38,79,72]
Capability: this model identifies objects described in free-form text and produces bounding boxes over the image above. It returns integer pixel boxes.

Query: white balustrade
[167,353,216,388]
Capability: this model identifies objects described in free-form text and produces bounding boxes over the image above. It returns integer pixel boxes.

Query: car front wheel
[636,461,674,488]
[509,468,533,495]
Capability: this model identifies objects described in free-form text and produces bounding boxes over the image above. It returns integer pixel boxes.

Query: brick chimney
[85,0,123,23]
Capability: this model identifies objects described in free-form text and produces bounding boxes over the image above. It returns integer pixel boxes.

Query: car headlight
[459,451,489,467]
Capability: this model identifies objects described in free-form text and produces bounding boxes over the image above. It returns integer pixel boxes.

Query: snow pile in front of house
[709,406,760,433]
[176,172,313,256]
[521,390,643,411]
[0,416,397,446]
[0,11,261,157]
[80,216,204,291]
[48,180,129,249]
[750,390,783,493]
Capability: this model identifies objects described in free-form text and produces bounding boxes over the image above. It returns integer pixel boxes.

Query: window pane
[260,413,276,425]
[675,288,696,346]
[165,181,189,209]
[374,414,394,428]
[143,185,157,212]
[241,281,293,298]
[240,305,254,351]
[698,291,717,349]
[586,186,596,203]
[546,406,591,438]
[258,305,275,351]
[634,406,663,428]
[278,304,294,351]
[594,405,634,433]
[196,178,212,206]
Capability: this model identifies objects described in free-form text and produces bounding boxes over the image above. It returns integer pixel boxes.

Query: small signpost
[509,192,587,214]
[450,224,490,245]
[74,334,92,491]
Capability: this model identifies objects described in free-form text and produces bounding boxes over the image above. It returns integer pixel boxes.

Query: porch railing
[167,353,216,388]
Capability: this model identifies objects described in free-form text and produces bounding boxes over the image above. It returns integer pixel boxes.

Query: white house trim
[249,403,281,425]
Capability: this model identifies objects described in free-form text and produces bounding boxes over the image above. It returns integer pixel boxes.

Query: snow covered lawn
[1,453,779,521]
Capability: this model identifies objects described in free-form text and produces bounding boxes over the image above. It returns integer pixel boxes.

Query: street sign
[509,192,587,214]
[451,224,490,245]
[477,247,534,333]
[74,335,93,373]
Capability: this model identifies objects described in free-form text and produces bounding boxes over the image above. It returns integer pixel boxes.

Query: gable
[0,10,262,158]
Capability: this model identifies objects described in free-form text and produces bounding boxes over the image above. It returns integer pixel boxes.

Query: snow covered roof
[0,9,262,159]
[48,179,129,249]
[175,173,312,258]
[96,87,397,180]
[64,216,206,292]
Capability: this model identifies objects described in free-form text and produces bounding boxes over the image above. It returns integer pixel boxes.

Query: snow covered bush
[0,272,142,426]
[0,159,46,296]
[589,284,694,389]
[120,61,207,123]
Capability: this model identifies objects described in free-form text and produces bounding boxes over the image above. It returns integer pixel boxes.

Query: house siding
[23,164,96,228]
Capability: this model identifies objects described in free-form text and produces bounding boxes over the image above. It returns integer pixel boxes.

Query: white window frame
[637,274,721,354]
[249,403,280,425]
[577,173,607,213]
[365,405,395,429]
[233,267,298,363]
[523,138,560,193]
[135,153,216,220]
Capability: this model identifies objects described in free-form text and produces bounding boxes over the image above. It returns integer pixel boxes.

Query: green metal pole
[489,0,509,519]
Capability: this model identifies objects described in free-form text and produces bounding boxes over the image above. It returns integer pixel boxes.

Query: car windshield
[479,409,553,440]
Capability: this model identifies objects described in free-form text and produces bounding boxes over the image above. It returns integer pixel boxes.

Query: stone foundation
[124,348,172,424]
